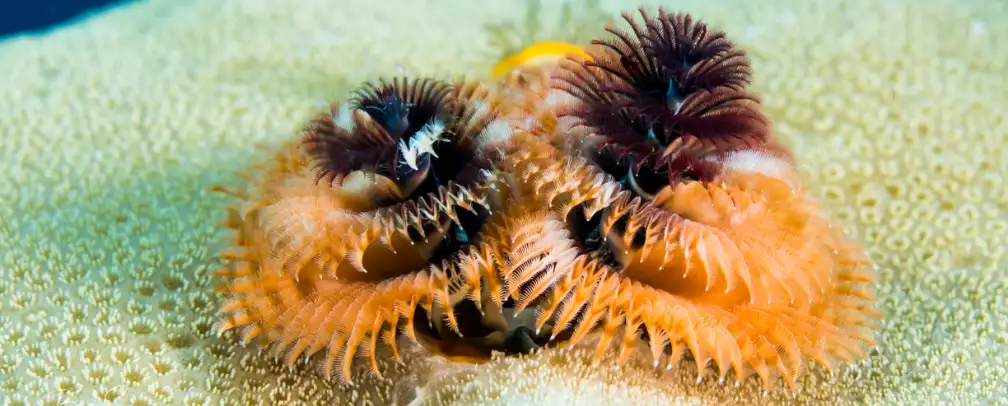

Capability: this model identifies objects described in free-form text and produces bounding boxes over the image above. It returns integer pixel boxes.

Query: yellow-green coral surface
[1,0,1006,405]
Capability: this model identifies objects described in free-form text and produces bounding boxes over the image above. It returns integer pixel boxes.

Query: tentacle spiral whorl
[213,76,519,384]
[552,7,773,189]
[497,127,877,394]
[288,77,511,280]
[302,77,454,191]
[494,8,881,393]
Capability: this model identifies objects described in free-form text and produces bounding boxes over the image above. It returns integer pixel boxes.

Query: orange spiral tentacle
[213,78,519,383]
[494,126,877,393]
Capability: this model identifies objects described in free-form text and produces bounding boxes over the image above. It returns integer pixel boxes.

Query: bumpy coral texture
[1,0,1006,405]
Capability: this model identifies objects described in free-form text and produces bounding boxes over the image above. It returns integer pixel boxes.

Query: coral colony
[212,7,878,396]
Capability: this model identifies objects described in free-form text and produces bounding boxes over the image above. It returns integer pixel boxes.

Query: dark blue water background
[1,0,132,38]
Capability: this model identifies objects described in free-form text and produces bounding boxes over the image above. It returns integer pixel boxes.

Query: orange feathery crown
[492,7,878,394]
[209,6,878,397]
[213,77,524,383]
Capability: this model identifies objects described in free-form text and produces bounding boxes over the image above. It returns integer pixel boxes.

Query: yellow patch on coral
[490,41,591,78]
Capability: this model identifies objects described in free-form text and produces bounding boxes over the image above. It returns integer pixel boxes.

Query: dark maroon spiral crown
[301,77,455,185]
[553,8,771,189]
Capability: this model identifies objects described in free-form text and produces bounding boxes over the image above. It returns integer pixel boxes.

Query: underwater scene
[1,0,1006,405]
